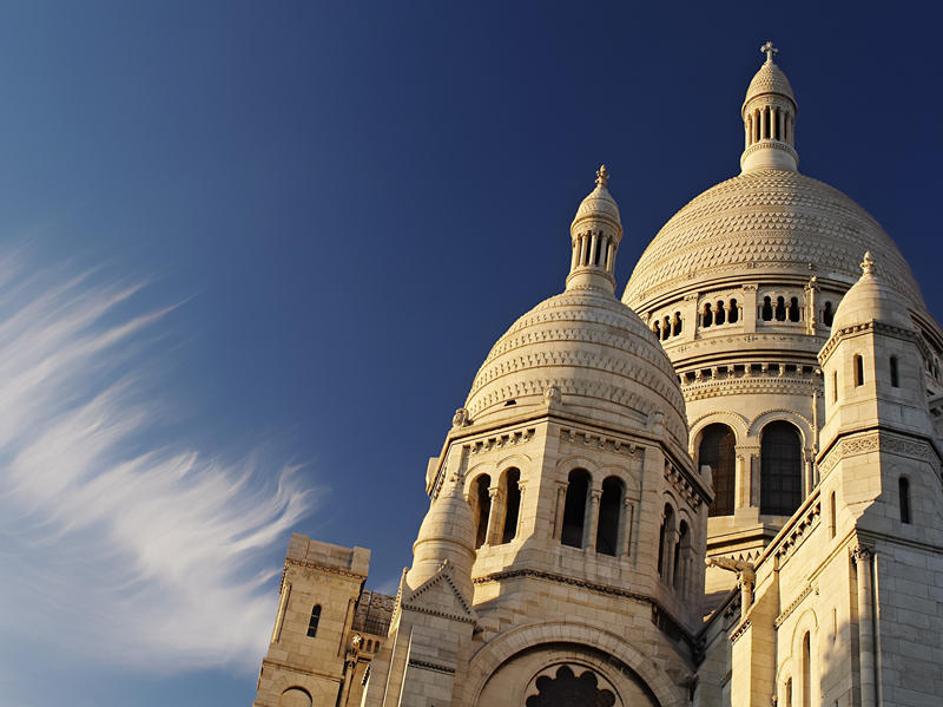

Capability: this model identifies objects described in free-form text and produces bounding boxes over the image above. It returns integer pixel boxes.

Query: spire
[740,41,799,173]
[566,165,623,294]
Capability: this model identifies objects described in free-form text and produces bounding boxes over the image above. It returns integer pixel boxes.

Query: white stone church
[253,44,943,706]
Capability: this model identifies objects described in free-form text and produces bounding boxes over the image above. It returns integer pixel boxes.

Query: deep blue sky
[2,2,941,705]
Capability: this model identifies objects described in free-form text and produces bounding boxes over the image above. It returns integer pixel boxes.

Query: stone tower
[622,44,943,606]
[357,167,712,706]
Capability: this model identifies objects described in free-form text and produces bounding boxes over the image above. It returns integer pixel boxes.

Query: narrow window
[764,106,771,139]
[789,296,801,322]
[673,521,690,592]
[561,469,590,548]
[832,370,838,403]
[801,631,811,707]
[760,421,803,516]
[762,296,773,321]
[307,605,321,638]
[501,469,521,543]
[785,678,793,707]
[716,301,726,325]
[473,474,492,548]
[899,477,911,524]
[658,504,676,578]
[662,316,671,341]
[653,321,661,339]
[729,299,739,323]
[823,301,834,327]
[699,424,736,516]
[596,476,624,556]
[775,296,787,321]
[854,354,864,387]
[890,356,900,387]
[703,303,713,328]
[829,491,836,538]
[672,312,682,336]
[594,236,603,266]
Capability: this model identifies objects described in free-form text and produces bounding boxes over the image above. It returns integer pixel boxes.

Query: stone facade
[253,44,943,706]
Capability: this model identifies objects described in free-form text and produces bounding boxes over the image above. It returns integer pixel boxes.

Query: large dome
[623,169,925,310]
[464,287,688,447]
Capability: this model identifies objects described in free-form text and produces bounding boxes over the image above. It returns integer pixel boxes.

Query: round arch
[689,411,749,456]
[461,621,687,706]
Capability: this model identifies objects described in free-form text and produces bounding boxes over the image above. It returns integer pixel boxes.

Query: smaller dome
[831,252,914,331]
[571,165,621,232]
[743,48,796,110]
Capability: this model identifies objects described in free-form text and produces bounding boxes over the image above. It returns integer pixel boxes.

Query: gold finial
[760,41,778,64]
[595,164,609,188]
[861,251,875,275]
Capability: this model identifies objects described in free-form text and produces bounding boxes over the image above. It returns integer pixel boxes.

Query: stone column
[853,545,877,707]
[622,497,635,558]
[585,488,602,551]
[485,485,504,546]
[735,445,759,512]
[741,284,758,334]
[516,478,528,538]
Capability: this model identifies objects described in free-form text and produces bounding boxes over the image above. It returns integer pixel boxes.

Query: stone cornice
[407,658,456,675]
[819,320,922,363]
[729,618,752,644]
[817,427,941,477]
[774,584,813,628]
[285,557,368,582]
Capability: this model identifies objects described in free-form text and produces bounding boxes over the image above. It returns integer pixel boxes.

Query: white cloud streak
[0,251,311,672]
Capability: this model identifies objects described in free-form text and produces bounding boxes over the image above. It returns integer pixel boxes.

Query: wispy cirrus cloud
[0,249,310,673]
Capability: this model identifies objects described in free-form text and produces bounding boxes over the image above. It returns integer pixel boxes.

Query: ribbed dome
[743,60,795,109]
[831,252,914,332]
[572,181,621,230]
[464,287,688,447]
[623,169,925,310]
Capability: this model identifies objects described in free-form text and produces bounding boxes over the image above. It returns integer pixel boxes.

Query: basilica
[253,44,943,706]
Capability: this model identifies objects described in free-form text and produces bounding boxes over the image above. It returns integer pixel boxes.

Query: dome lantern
[566,165,623,294]
[740,41,799,173]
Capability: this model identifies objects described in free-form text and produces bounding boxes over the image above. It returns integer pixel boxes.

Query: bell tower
[740,41,799,172]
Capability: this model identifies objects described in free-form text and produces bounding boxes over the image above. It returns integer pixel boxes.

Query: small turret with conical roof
[740,41,799,172]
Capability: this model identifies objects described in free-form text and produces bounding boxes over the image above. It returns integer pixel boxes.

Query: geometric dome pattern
[464,287,689,447]
[623,169,925,311]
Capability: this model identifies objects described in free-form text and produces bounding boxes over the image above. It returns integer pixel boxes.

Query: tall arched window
[823,300,834,327]
[658,504,675,579]
[829,490,837,538]
[899,476,911,524]
[703,303,713,328]
[760,421,803,516]
[596,476,624,556]
[788,296,801,322]
[561,469,590,548]
[306,605,321,638]
[729,298,739,323]
[762,296,773,321]
[472,474,491,549]
[501,468,522,543]
[890,356,900,388]
[699,424,736,516]
[673,520,690,592]
[775,296,787,321]
[801,631,812,707]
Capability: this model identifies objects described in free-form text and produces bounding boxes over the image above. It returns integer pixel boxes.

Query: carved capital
[850,544,874,564]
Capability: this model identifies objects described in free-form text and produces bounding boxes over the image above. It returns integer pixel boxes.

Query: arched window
[472,474,491,549]
[306,605,321,638]
[658,504,675,578]
[501,468,521,543]
[673,520,690,592]
[832,370,838,403]
[699,424,736,516]
[762,296,773,321]
[890,356,900,388]
[279,687,313,707]
[822,301,834,327]
[854,354,864,387]
[672,312,682,336]
[801,631,812,707]
[760,421,803,516]
[729,298,739,323]
[775,296,787,321]
[788,296,801,322]
[716,300,726,325]
[596,476,624,556]
[662,316,671,341]
[703,303,713,328]
[899,476,911,524]
[653,321,661,338]
[561,469,590,548]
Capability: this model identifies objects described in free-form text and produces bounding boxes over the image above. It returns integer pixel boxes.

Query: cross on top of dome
[761,40,778,63]
[595,164,609,188]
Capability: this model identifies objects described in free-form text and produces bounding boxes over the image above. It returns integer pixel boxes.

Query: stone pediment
[401,560,477,625]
